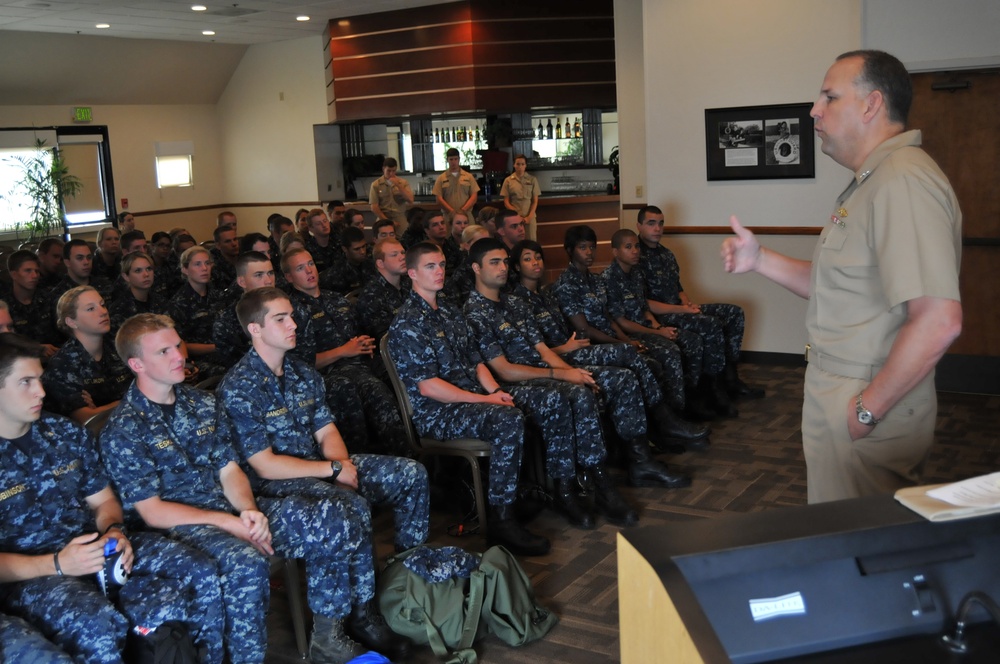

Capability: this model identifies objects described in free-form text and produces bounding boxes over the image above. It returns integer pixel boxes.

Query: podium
[618,495,1000,663]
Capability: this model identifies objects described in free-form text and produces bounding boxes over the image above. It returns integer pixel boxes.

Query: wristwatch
[855,392,882,426]
[330,460,343,481]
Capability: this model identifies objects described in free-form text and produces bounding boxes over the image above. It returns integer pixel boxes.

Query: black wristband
[53,552,63,576]
[104,522,128,538]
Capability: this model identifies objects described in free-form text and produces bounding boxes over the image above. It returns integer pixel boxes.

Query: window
[155,141,194,188]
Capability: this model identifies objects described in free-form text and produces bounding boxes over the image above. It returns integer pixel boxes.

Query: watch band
[856,392,882,426]
[330,461,342,481]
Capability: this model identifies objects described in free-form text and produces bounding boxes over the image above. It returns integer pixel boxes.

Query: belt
[804,344,880,381]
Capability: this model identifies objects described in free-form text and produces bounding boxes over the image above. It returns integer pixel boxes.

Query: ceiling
[0,0,447,44]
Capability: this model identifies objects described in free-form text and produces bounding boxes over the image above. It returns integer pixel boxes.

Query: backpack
[125,621,200,664]
[378,545,558,664]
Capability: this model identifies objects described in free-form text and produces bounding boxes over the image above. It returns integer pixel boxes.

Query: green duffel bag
[378,545,558,664]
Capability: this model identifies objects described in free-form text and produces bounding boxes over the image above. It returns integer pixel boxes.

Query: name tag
[52,459,82,476]
[154,439,174,450]
[0,484,27,501]
[266,407,289,418]
[297,398,315,408]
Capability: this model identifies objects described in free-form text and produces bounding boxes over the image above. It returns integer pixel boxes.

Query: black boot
[650,403,711,452]
[590,466,638,526]
[345,600,412,661]
[684,377,719,422]
[487,504,551,556]
[725,361,765,399]
[311,614,365,664]
[710,374,738,418]
[625,437,693,489]
[552,477,595,529]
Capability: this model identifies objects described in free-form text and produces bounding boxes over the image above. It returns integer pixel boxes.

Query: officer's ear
[247,322,262,339]
[127,356,144,374]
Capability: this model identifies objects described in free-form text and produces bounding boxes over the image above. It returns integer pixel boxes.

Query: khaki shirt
[369,175,413,227]
[432,168,480,217]
[807,130,962,367]
[500,172,540,221]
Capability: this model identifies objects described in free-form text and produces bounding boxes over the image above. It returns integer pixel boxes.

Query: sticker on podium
[749,592,806,622]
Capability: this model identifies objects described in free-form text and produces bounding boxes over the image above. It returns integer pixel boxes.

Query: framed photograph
[704,103,814,181]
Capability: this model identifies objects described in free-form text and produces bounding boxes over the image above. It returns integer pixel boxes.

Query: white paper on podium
[926,471,1000,508]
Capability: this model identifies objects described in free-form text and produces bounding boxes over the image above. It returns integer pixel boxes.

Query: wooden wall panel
[326,0,615,122]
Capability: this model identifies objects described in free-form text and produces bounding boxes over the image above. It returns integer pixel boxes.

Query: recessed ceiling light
[202,30,215,36]
[96,23,110,29]
[192,5,207,10]
[337,20,350,27]
[296,16,310,22]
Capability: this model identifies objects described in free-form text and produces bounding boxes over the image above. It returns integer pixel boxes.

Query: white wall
[614,0,646,205]
[217,35,330,204]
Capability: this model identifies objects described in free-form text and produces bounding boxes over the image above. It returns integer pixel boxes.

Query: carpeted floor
[265,362,1000,663]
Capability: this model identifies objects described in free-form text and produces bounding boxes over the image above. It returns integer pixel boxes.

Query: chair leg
[466,455,488,536]
[284,558,309,659]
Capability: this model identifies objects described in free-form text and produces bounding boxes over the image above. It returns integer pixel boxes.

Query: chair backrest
[84,409,113,437]
[380,334,424,455]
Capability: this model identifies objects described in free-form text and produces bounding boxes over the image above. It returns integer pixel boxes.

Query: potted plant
[2,138,83,242]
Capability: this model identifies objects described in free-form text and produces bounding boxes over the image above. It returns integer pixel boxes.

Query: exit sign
[73,107,93,123]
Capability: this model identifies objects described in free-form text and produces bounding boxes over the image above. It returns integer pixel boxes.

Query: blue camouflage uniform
[6,294,61,347]
[287,287,409,457]
[208,248,237,292]
[639,241,746,368]
[108,290,168,335]
[166,282,227,378]
[441,254,476,307]
[442,237,465,277]
[217,348,429,550]
[99,382,373,664]
[552,263,687,410]
[0,613,73,663]
[602,261,708,391]
[211,301,250,369]
[42,337,132,417]
[388,291,524,506]
[304,235,342,275]
[354,273,411,376]
[0,413,224,664]
[463,290,606,478]
[319,257,376,295]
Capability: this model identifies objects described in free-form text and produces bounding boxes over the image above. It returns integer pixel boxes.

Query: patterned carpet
[265,362,1000,663]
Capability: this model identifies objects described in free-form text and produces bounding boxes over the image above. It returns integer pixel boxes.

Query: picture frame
[704,103,815,181]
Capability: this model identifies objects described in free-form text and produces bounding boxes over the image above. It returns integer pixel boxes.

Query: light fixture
[296,16,310,22]
[337,20,350,27]
[96,23,110,29]
[191,5,207,10]
[202,30,215,35]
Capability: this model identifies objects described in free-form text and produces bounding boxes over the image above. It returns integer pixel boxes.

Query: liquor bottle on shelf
[451,127,457,142]
[565,117,571,137]
[537,121,544,140]
[574,117,581,138]
[434,128,440,143]
[555,119,562,139]
[546,119,553,139]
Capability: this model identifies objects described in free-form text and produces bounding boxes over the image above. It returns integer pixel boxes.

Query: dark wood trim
[131,202,323,217]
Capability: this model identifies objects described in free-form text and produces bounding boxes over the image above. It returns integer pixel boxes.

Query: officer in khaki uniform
[432,148,479,222]
[721,50,962,503]
[500,154,540,238]
[368,157,414,229]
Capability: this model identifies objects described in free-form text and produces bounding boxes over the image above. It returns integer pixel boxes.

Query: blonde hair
[180,245,211,269]
[115,313,175,364]
[56,285,99,335]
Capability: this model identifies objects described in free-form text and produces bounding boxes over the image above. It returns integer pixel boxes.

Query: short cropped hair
[236,251,271,277]
[240,232,270,254]
[236,287,289,334]
[7,250,39,272]
[383,157,398,169]
[116,314,175,365]
[373,237,402,263]
[0,333,43,386]
[213,224,236,243]
[38,238,64,256]
[837,49,912,125]
[180,245,210,268]
[611,228,638,249]
[280,247,310,275]
[475,207,497,227]
[468,237,506,267]
[151,231,171,246]
[372,218,395,237]
[564,225,597,253]
[172,233,196,255]
[445,148,460,158]
[120,251,153,276]
[341,226,365,248]
[636,205,663,224]
[268,214,293,233]
[120,230,146,253]
[56,285,98,335]
[405,242,444,271]
[217,211,236,225]
[63,238,90,260]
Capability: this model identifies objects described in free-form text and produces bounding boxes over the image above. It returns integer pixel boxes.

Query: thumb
[729,215,751,239]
